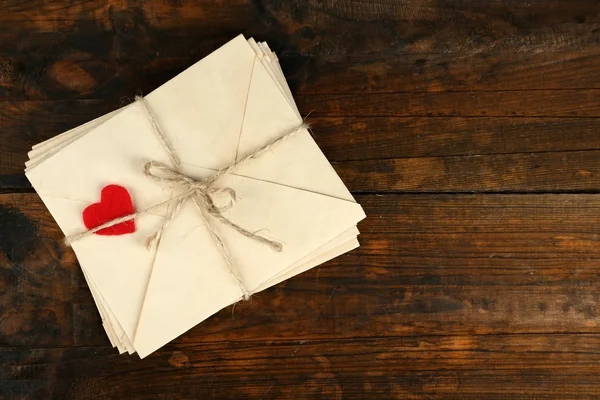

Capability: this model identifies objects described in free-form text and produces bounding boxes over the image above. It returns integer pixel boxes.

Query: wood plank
[13,150,600,192]
[298,90,600,117]
[313,117,600,161]
[3,335,600,399]
[336,150,600,193]
[1,1,600,100]
[4,96,600,192]
[11,147,600,193]
[1,0,598,57]
[0,0,252,24]
[4,50,600,100]
[11,90,595,125]
[297,50,600,94]
[5,114,600,165]
[3,90,600,119]
[3,193,600,348]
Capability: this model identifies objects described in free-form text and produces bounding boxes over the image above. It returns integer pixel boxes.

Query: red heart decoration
[83,185,136,236]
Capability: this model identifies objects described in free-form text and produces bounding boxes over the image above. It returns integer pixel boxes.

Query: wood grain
[3,193,600,346]
[2,0,600,398]
[4,193,600,398]
[6,104,600,193]
[298,90,600,117]
[6,114,600,164]
[336,150,600,193]
[1,0,600,101]
[5,50,600,100]
[4,335,600,399]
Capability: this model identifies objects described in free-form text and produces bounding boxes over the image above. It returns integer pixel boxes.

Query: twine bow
[65,96,308,300]
[142,160,283,252]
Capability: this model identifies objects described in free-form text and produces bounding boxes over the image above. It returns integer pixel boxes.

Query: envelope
[26,39,361,354]
[27,101,360,354]
[26,35,365,357]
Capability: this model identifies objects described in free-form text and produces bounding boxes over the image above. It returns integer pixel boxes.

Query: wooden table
[2,1,600,398]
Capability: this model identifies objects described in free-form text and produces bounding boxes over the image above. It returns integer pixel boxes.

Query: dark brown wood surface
[2,0,600,398]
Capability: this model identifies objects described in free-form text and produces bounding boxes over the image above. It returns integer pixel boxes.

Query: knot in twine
[65,96,308,300]
[142,160,283,253]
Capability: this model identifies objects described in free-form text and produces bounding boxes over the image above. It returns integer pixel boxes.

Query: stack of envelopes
[25,35,366,358]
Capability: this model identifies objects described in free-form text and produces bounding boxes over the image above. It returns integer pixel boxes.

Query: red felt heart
[83,185,136,236]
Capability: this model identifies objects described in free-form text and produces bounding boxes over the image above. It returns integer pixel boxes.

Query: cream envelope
[26,35,365,357]
[26,40,361,353]
[27,92,360,354]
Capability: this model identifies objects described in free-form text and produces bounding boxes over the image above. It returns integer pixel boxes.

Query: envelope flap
[25,102,174,210]
[234,50,356,202]
[214,172,365,290]
[133,200,243,358]
[33,194,165,342]
[145,34,257,170]
[133,170,365,357]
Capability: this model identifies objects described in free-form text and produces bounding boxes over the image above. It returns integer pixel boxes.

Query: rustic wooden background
[2,0,600,398]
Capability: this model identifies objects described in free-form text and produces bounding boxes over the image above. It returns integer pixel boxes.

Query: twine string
[65,96,308,300]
